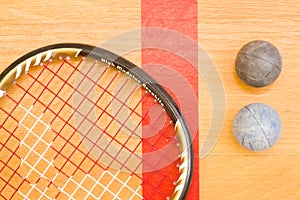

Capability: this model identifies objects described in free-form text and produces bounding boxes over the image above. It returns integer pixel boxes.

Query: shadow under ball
[236,40,282,87]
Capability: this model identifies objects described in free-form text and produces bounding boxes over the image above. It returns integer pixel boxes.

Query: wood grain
[1,0,300,199]
[199,0,300,199]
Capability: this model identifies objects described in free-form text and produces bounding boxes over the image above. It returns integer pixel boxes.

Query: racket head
[0,43,193,199]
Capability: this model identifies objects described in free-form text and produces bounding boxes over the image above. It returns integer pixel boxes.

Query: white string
[114,172,142,200]
[98,170,122,200]
[130,185,143,200]
[50,171,76,200]
[18,104,52,129]
[16,104,142,199]
[105,170,143,199]
[17,105,55,199]
[69,174,99,199]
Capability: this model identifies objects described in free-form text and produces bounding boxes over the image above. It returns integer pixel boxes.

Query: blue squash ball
[233,103,282,151]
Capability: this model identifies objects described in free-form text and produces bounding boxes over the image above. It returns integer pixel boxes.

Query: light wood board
[1,0,300,199]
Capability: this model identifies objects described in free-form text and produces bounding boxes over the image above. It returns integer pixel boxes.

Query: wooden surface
[199,1,300,199]
[1,0,300,199]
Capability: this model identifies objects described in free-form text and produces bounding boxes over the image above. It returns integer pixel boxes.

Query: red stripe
[142,0,199,199]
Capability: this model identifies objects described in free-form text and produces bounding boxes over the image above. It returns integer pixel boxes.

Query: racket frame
[0,43,193,200]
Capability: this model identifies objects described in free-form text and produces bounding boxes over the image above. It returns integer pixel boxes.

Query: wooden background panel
[0,0,141,70]
[1,0,300,199]
[199,0,300,199]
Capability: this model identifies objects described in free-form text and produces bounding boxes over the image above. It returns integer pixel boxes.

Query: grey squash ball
[232,103,282,151]
[236,40,282,87]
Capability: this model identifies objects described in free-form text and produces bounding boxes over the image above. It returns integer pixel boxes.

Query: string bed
[0,45,191,200]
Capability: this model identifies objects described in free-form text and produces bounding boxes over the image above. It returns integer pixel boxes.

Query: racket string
[0,59,138,198]
[63,58,145,119]
[0,107,143,200]
[0,95,169,200]
[29,60,145,136]
[20,69,140,146]
[47,58,147,187]
[0,54,183,199]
